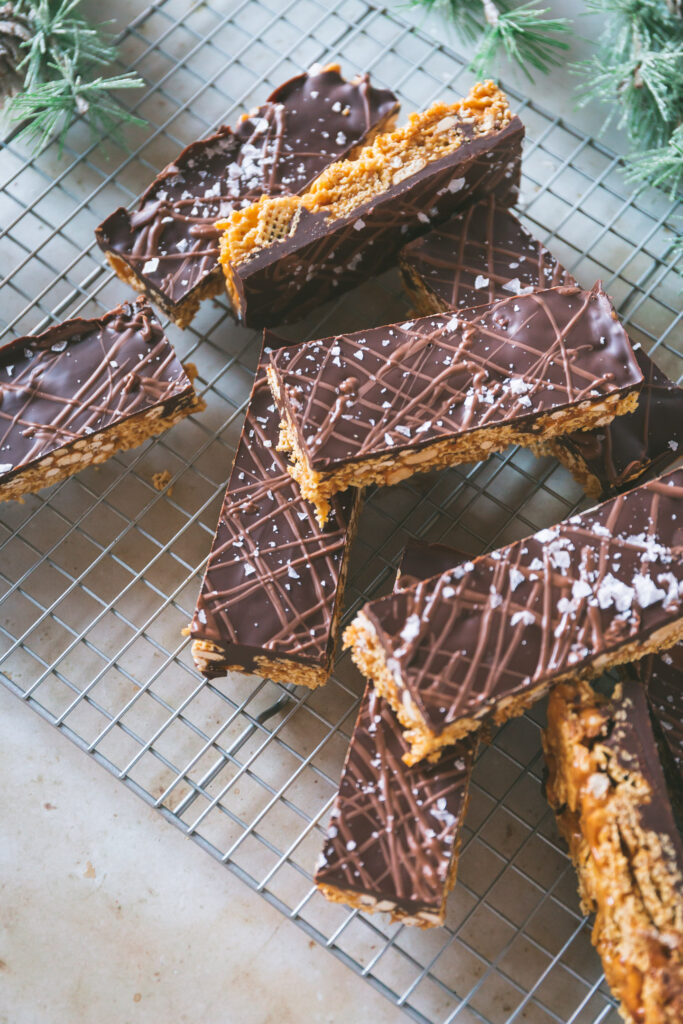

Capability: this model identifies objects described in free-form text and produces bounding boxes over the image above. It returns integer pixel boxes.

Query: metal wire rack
[1,2,681,1021]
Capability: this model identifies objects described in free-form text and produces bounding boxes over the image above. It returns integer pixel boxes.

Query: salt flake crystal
[502,277,534,295]
[596,573,634,612]
[445,315,460,331]
[447,177,465,193]
[509,568,525,591]
[384,433,395,447]
[508,377,531,395]
[395,425,411,437]
[442,585,456,598]
[511,610,535,627]
[0,462,13,474]
[536,527,558,544]
[197,608,207,625]
[572,579,592,601]
[142,257,159,274]
[51,340,68,353]
[243,564,256,577]
[400,614,422,644]
[353,218,365,230]
[489,588,503,609]
[287,565,300,580]
[452,561,474,579]
[669,440,679,451]
[632,573,666,609]
[474,275,489,290]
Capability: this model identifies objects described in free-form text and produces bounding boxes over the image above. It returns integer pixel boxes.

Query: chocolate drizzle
[96,67,398,313]
[360,469,683,739]
[0,298,193,482]
[399,196,574,310]
[315,543,475,916]
[190,338,357,676]
[269,283,643,473]
[230,117,524,327]
[559,347,683,495]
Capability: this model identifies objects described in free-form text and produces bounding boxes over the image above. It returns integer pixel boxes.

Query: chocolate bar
[543,677,683,1024]
[0,298,202,503]
[400,196,575,314]
[189,337,360,688]
[398,204,683,501]
[267,283,643,526]
[218,81,523,327]
[315,541,476,926]
[344,469,683,764]
[96,66,398,328]
[548,347,683,498]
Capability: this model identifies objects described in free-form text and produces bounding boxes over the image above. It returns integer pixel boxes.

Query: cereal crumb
[152,470,173,495]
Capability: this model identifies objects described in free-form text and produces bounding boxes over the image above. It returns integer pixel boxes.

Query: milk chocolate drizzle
[0,298,193,480]
[190,341,357,675]
[316,543,476,912]
[231,116,524,327]
[269,283,643,472]
[96,68,398,310]
[400,196,575,309]
[361,469,683,737]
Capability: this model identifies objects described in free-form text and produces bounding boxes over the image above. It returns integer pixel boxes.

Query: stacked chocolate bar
[81,66,682,1023]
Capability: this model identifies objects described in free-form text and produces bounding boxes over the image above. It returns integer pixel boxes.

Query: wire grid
[0,1,681,1021]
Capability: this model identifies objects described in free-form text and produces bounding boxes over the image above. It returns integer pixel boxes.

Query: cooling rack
[1,2,681,1022]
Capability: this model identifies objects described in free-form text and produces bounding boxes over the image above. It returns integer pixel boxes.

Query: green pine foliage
[412,0,571,80]
[410,0,681,252]
[6,0,144,153]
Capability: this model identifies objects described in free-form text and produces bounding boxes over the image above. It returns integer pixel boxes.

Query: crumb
[84,861,96,879]
[152,470,173,495]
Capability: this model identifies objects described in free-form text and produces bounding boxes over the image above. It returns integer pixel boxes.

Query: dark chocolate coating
[560,346,683,495]
[231,117,524,327]
[361,469,683,737]
[189,336,357,676]
[0,298,193,483]
[96,68,398,313]
[638,645,683,786]
[400,195,574,310]
[600,677,683,874]
[269,283,643,473]
[315,543,475,915]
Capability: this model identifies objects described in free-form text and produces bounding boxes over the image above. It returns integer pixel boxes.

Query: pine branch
[575,0,683,152]
[5,0,144,154]
[626,123,683,196]
[10,60,144,152]
[410,0,570,81]
[470,2,571,81]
